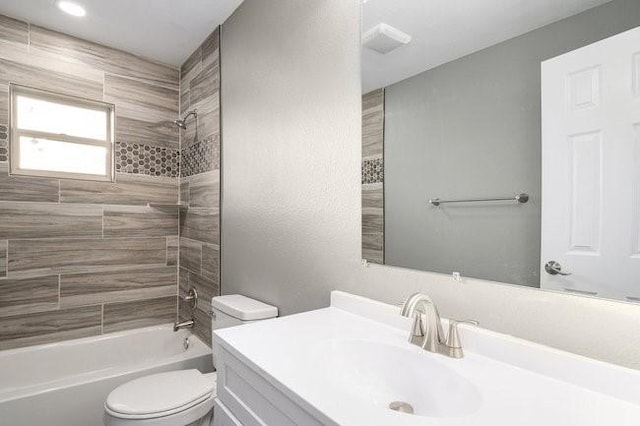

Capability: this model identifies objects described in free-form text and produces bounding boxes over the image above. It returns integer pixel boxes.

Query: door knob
[545,261,571,276]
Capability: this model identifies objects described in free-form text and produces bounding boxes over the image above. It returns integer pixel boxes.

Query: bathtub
[0,324,212,426]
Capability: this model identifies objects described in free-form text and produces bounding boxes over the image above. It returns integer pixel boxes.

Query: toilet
[103,295,278,426]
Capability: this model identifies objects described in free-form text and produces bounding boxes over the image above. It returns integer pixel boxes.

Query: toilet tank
[210,295,278,353]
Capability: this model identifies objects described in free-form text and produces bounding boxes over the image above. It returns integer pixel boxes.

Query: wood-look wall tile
[17,45,104,83]
[60,173,177,205]
[0,239,6,278]
[179,180,190,205]
[0,203,102,240]
[182,109,219,146]
[363,88,384,111]
[0,38,102,86]
[29,25,179,89]
[103,296,176,333]
[178,267,216,348]
[362,208,384,234]
[179,270,217,319]
[60,266,176,308]
[362,235,384,264]
[179,237,201,274]
[180,208,219,245]
[103,205,178,238]
[362,89,384,159]
[8,237,167,277]
[179,267,189,292]
[0,305,101,350]
[105,73,178,123]
[201,243,219,284]
[201,28,219,69]
[0,15,29,45]
[188,170,219,208]
[166,236,179,266]
[0,58,103,101]
[116,116,179,149]
[195,108,219,142]
[180,85,190,116]
[0,82,7,125]
[0,275,59,317]
[362,183,383,209]
[180,48,202,86]
[178,296,211,346]
[187,272,218,314]
[0,164,59,202]
[193,303,212,346]
[189,62,219,115]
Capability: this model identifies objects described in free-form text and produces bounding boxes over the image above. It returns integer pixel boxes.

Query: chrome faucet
[173,319,194,332]
[401,293,478,359]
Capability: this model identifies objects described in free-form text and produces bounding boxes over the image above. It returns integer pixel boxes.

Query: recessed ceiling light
[56,1,86,17]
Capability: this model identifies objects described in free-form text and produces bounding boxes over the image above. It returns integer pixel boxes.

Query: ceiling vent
[362,23,412,54]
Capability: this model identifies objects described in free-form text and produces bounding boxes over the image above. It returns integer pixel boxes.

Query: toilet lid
[106,370,214,418]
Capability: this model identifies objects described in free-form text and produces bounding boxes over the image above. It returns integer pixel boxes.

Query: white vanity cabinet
[213,340,334,426]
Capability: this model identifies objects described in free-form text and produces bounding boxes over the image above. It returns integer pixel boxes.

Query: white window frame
[9,84,115,182]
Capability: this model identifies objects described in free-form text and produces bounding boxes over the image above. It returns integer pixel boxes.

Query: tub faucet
[173,319,194,332]
[401,293,478,358]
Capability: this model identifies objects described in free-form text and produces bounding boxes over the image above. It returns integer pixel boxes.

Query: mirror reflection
[361,0,640,302]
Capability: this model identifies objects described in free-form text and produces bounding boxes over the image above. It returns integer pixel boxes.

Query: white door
[541,26,640,301]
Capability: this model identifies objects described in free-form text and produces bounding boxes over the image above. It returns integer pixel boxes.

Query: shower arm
[182,110,197,122]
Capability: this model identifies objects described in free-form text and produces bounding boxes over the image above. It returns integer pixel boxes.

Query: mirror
[361,0,640,303]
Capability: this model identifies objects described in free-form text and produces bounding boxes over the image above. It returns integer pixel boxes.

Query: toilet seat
[105,370,216,421]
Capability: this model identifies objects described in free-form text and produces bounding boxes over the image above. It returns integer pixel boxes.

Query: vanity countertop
[214,292,640,425]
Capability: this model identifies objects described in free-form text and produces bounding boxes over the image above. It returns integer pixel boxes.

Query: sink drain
[389,401,414,414]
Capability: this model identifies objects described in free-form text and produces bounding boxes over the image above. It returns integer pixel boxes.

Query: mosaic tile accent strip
[0,125,7,162]
[362,158,384,184]
[181,136,220,177]
[116,141,179,178]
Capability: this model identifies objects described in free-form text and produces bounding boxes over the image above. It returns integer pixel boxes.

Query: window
[10,84,115,181]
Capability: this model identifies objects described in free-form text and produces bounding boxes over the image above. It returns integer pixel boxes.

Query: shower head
[172,110,197,130]
[173,119,187,130]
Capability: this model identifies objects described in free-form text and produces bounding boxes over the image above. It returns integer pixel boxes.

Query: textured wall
[178,29,221,346]
[221,0,640,370]
[0,14,180,350]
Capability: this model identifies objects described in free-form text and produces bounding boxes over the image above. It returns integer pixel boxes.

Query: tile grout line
[57,274,61,309]
[4,240,8,279]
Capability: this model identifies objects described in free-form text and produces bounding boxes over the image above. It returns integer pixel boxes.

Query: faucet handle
[180,288,198,310]
[445,319,478,359]
[409,313,425,346]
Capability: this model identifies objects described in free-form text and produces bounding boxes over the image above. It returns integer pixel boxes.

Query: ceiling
[362,0,613,92]
[0,0,244,67]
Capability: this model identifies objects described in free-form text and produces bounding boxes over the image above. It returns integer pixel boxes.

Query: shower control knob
[180,288,198,310]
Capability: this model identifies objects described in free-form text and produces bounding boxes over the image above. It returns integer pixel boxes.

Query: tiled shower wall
[0,14,181,350]
[362,89,384,264]
[178,29,221,346]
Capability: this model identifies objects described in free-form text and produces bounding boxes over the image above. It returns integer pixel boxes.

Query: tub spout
[173,319,194,332]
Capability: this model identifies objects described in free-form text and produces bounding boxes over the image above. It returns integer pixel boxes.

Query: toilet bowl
[103,295,278,426]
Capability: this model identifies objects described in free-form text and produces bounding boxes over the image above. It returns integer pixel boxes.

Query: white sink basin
[319,339,483,418]
[215,291,640,426]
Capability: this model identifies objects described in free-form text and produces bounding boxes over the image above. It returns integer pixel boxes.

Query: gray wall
[384,0,640,287]
[221,0,640,370]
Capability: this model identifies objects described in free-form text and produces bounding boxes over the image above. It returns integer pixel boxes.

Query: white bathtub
[0,324,213,426]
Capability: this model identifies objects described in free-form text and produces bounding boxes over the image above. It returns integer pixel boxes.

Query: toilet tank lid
[211,295,278,321]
